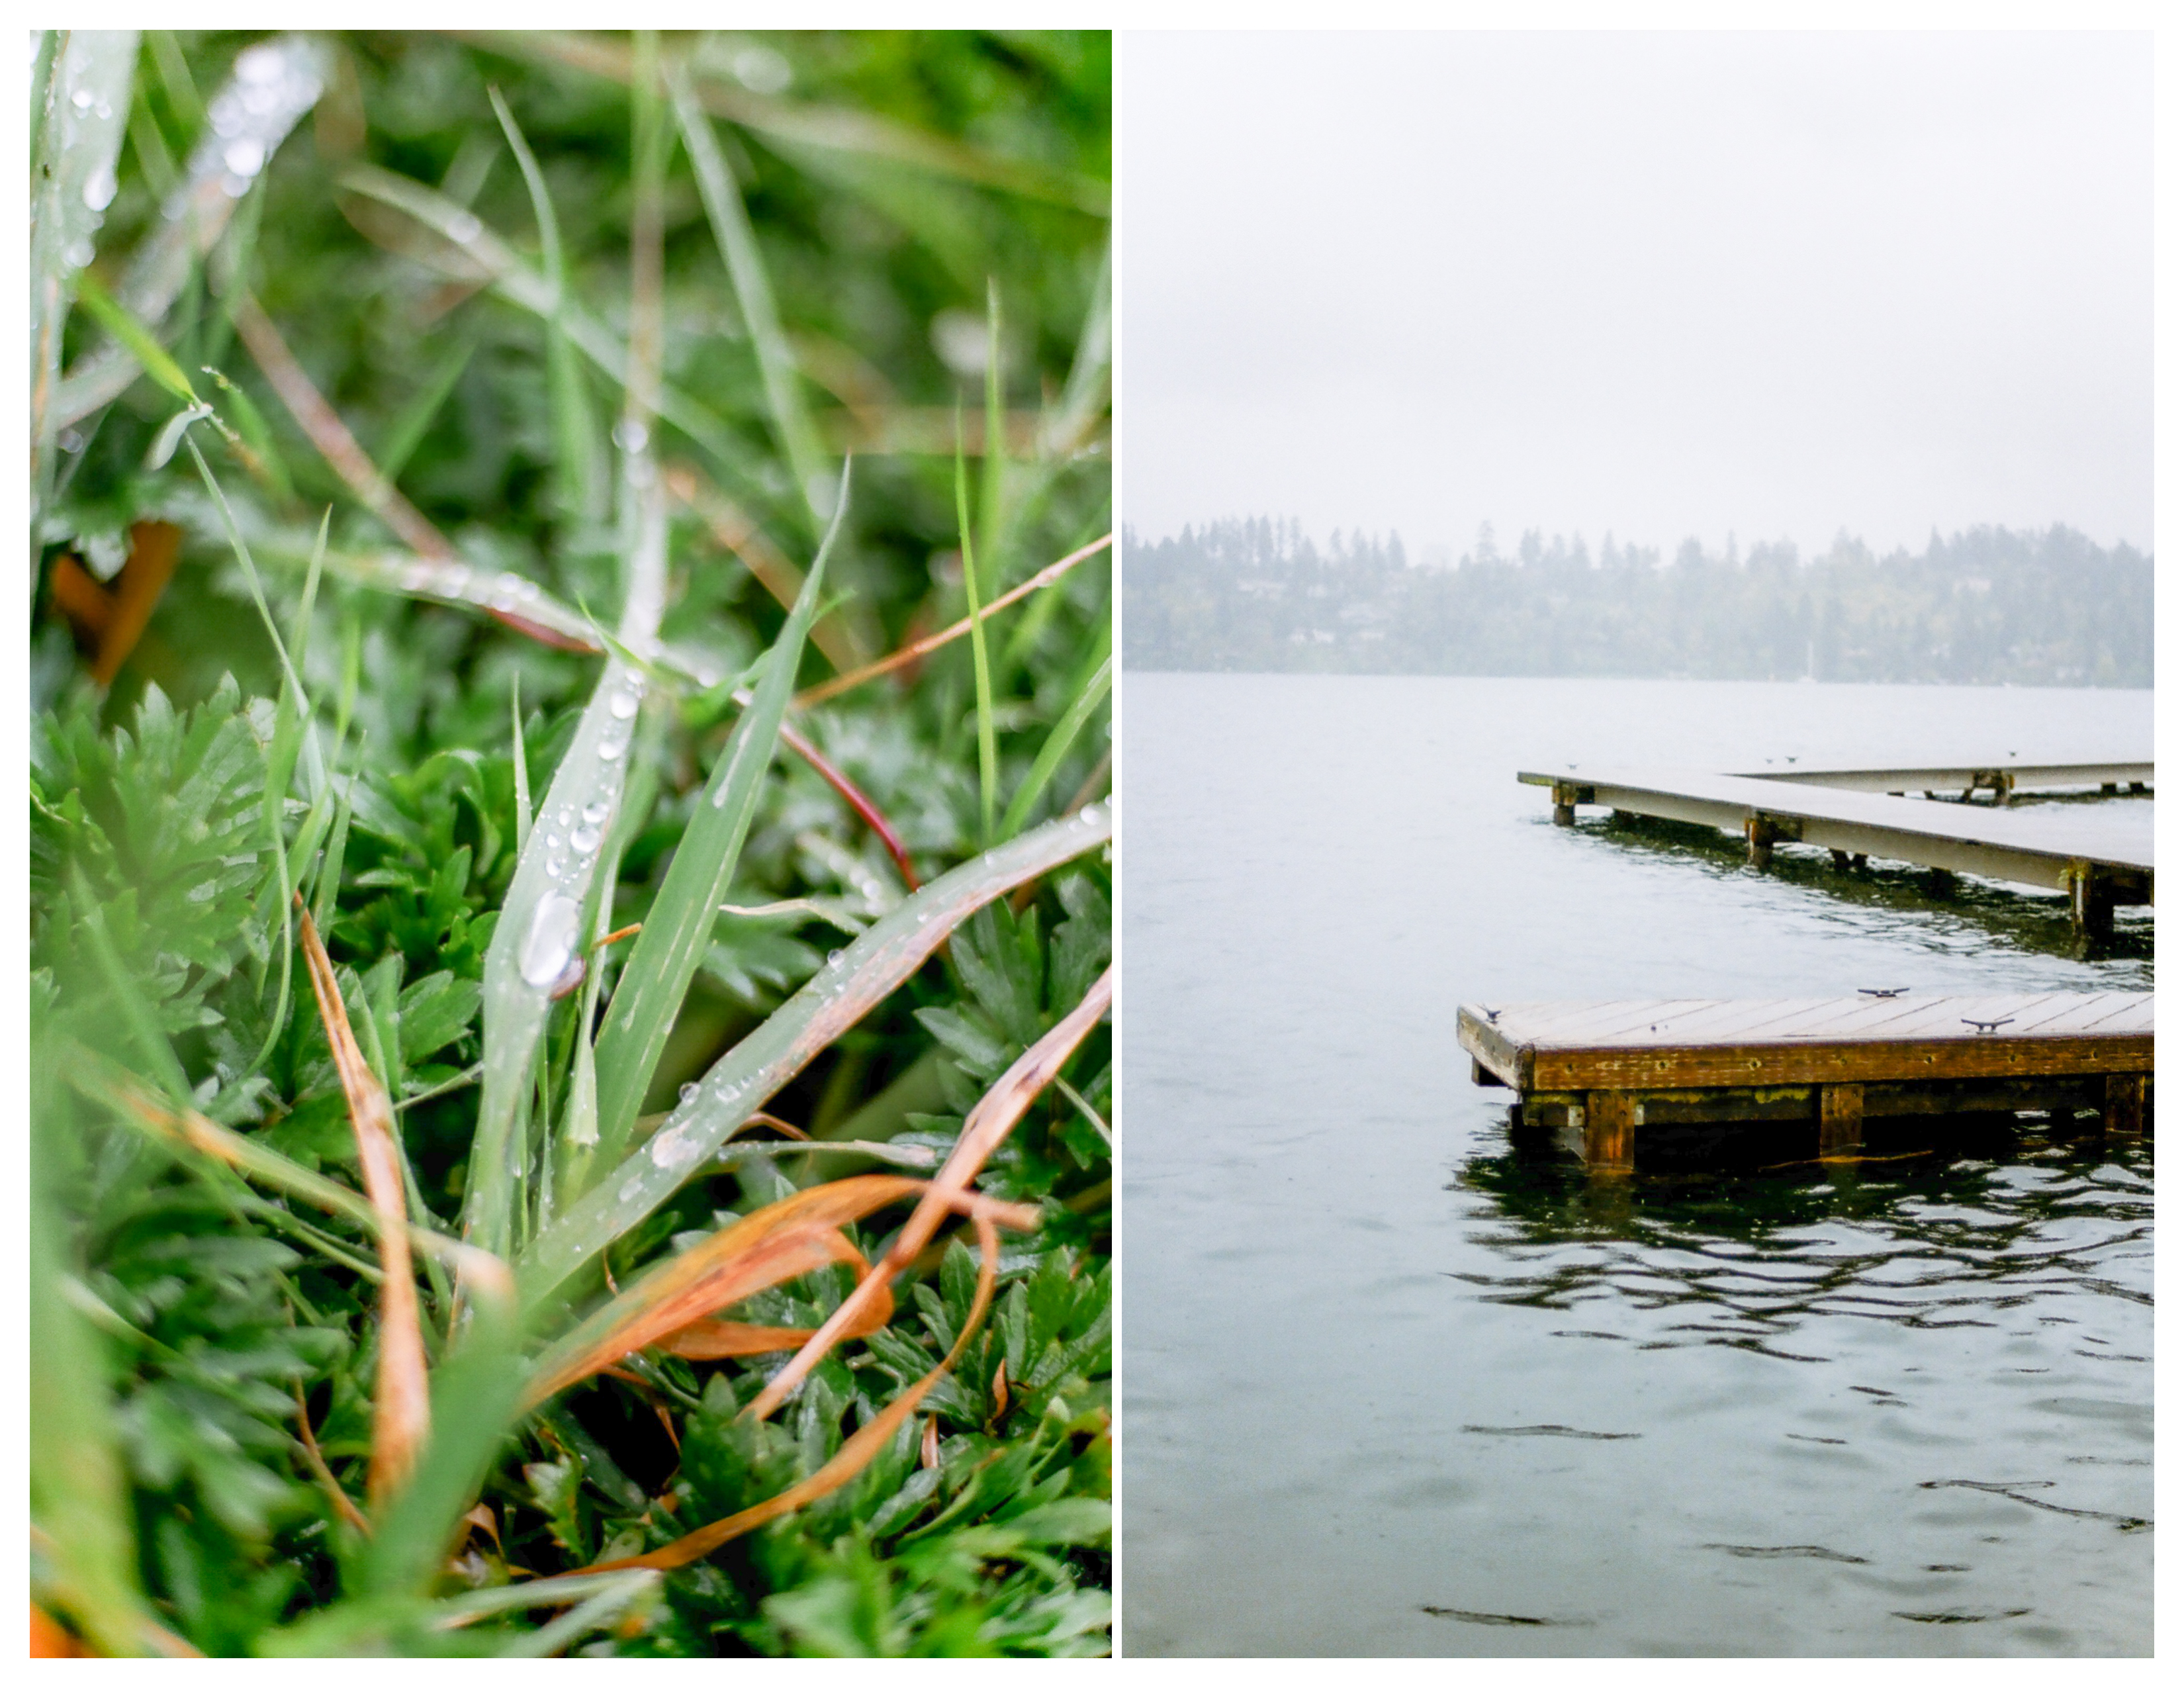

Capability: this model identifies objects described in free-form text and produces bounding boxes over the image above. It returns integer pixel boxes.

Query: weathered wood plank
[1584,1090,1636,1173]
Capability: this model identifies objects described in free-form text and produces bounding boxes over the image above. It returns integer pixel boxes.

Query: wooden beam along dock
[1518,763,2153,936]
[1458,992,2152,1173]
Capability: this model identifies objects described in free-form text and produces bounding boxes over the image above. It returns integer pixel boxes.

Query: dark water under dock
[1119,674,2151,1657]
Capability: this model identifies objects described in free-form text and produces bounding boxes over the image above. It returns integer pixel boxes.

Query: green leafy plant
[32,29,1111,1657]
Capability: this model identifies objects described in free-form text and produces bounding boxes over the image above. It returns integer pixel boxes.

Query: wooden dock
[1518,763,2153,935]
[1458,992,2152,1172]
[1733,758,2152,803]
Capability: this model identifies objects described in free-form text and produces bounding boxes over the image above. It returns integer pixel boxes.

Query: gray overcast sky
[1116,30,2154,562]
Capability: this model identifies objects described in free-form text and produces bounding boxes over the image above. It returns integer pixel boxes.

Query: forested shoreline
[1121,518,2153,686]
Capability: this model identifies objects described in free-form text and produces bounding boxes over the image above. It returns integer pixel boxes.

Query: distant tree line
[1121,518,2152,686]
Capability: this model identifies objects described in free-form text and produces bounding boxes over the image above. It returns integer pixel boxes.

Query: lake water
[1116,673,2152,1657]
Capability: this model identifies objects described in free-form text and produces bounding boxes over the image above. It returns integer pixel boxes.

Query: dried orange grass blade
[746,965,1114,1423]
[525,1178,1034,1405]
[296,906,429,1509]
[586,1215,1002,1575]
[522,1176,923,1407]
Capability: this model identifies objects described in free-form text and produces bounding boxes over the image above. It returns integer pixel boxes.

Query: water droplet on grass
[519,894,581,988]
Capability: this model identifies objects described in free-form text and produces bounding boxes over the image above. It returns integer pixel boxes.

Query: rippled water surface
[1118,675,2152,1656]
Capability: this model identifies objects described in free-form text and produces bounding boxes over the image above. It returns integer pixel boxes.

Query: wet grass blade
[670,59,829,538]
[31,29,137,514]
[999,632,1109,841]
[746,964,1113,1421]
[297,908,429,1509]
[590,465,848,1174]
[955,416,998,844]
[516,797,1113,1307]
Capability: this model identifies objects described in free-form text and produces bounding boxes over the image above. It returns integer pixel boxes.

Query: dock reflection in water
[1118,673,2152,1657]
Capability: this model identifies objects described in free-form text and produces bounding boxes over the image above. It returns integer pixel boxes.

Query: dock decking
[1518,763,2153,934]
[1458,992,2152,1172]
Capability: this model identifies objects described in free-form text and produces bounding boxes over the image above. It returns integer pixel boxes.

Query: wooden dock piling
[1520,761,2152,935]
[1459,993,2152,1173]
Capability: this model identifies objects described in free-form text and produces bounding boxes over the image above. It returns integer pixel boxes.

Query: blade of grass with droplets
[670,59,829,539]
[955,416,999,844]
[53,35,327,431]
[468,66,674,1259]
[998,634,1110,841]
[488,85,606,524]
[588,467,848,1177]
[31,29,136,516]
[467,655,650,1259]
[514,796,1113,1307]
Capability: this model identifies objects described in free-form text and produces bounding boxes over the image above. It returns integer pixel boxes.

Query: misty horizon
[1118,32,2154,562]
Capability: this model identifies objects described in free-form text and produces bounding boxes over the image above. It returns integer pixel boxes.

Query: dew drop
[618,1175,645,1202]
[572,824,602,854]
[544,831,563,851]
[70,87,93,111]
[598,734,627,762]
[222,136,266,177]
[613,418,650,453]
[679,1083,699,1104]
[608,689,639,720]
[518,894,581,988]
[82,165,117,211]
[828,950,843,965]
[446,210,482,244]
[650,1125,705,1170]
[62,238,93,269]
[545,852,567,877]
[582,799,612,825]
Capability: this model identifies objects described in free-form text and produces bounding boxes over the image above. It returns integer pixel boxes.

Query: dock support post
[1551,781,1580,827]
[1923,868,1957,897]
[1829,849,1852,871]
[2070,867,2116,939]
[2103,1073,2146,1138]
[1745,816,1774,868]
[1819,1084,1864,1158]
[1584,1091,1636,1174]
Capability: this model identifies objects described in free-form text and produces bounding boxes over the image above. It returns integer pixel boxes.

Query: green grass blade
[979,277,1007,600]
[363,1262,523,1597]
[515,795,1113,1307]
[955,415,999,845]
[510,675,532,855]
[489,83,606,524]
[73,270,197,406]
[30,1037,158,1658]
[589,464,850,1175]
[999,635,1110,841]
[670,60,829,538]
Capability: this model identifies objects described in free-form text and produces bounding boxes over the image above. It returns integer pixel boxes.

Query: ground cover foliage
[1124,517,2152,685]
[31,30,1112,1656]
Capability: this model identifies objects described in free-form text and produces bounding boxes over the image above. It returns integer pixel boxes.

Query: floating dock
[1518,763,2153,935]
[1458,992,2152,1172]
